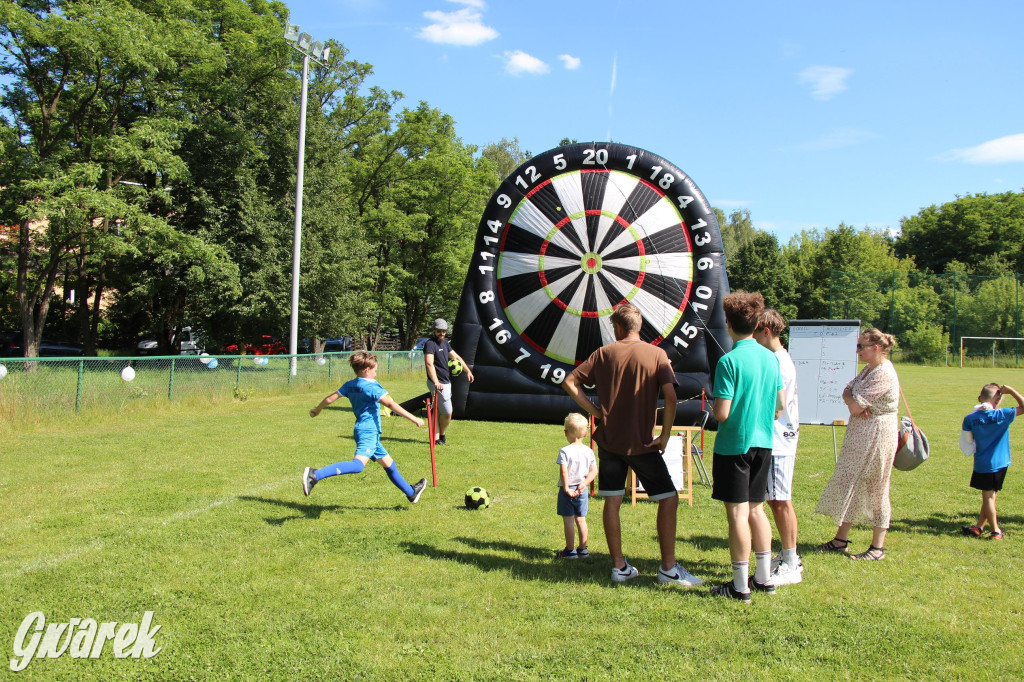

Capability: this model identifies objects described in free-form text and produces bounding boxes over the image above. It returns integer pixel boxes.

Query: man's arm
[1000,385,1024,416]
[448,349,475,383]
[423,346,440,385]
[776,389,786,419]
[713,397,731,424]
[646,382,677,453]
[562,373,600,420]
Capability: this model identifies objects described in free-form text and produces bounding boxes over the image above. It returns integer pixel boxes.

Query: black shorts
[597,446,677,501]
[970,466,1008,492]
[711,447,772,504]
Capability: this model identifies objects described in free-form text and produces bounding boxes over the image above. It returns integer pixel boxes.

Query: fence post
[235,355,242,389]
[75,359,84,412]
[168,357,176,402]
[328,354,333,382]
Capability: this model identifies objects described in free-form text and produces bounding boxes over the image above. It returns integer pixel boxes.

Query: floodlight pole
[288,53,309,377]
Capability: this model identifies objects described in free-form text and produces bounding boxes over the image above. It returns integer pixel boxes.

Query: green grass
[2,366,1022,680]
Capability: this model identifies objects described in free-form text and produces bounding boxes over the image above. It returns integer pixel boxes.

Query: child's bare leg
[576,516,588,549]
[562,515,576,549]
[980,490,999,532]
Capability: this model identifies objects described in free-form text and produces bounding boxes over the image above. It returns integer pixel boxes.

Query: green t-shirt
[712,338,783,455]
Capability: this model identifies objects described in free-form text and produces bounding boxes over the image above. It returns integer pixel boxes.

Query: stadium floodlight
[282,25,334,374]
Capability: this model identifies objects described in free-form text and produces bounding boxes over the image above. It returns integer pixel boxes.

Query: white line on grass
[4,476,292,580]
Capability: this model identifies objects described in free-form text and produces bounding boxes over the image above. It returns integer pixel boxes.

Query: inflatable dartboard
[469,142,724,388]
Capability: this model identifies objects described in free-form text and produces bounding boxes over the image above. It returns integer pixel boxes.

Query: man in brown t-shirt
[563,303,704,587]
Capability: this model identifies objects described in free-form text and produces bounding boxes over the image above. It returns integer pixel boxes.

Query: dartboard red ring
[471,143,724,388]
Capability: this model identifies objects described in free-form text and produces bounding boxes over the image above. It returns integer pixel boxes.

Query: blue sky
[286,0,1024,243]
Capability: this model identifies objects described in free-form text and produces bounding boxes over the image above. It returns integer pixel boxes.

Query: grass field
[2,365,1022,680]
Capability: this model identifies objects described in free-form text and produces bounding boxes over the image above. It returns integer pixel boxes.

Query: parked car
[411,336,431,351]
[137,326,205,356]
[323,337,354,353]
[1,330,85,357]
[223,335,287,355]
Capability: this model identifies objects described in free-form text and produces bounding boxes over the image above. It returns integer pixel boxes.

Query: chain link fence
[829,270,1024,366]
[0,351,426,421]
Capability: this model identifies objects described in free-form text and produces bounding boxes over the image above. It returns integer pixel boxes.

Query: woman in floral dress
[814,328,900,561]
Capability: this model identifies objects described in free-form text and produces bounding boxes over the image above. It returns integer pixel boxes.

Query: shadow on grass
[238,495,403,526]
[890,513,1024,536]
[402,536,718,590]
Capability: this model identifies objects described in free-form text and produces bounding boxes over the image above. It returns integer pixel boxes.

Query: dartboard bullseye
[471,143,724,388]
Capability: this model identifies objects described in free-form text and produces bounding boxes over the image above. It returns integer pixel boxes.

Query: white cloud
[939,133,1024,164]
[792,127,878,151]
[798,65,853,100]
[504,50,549,76]
[609,53,618,96]
[558,54,581,70]
[418,8,498,46]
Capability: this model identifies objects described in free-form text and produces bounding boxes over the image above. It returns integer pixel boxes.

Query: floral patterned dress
[815,359,900,528]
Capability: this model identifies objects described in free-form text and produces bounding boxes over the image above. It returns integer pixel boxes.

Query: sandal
[814,537,850,553]
[850,545,886,561]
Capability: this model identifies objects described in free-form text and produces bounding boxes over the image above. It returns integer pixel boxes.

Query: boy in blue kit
[302,351,427,503]
[710,291,785,603]
[959,383,1023,540]
[555,413,598,559]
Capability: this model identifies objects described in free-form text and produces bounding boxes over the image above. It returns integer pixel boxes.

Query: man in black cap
[423,318,474,445]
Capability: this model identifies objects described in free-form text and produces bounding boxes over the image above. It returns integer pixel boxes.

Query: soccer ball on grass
[465,487,490,509]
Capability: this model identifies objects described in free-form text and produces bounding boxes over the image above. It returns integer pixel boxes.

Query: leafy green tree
[895,191,1024,274]
[715,207,759,267]
[480,136,530,185]
[727,232,797,322]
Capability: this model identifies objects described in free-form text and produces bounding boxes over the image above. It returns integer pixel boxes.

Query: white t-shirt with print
[773,348,799,457]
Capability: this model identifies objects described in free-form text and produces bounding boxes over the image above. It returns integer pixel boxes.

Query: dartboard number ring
[471,143,723,388]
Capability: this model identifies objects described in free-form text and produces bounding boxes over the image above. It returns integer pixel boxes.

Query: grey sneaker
[710,582,752,603]
[302,467,317,497]
[576,546,589,558]
[657,562,704,587]
[408,478,426,504]
[610,561,639,583]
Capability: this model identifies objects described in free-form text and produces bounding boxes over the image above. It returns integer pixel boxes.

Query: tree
[727,232,797,322]
[715,207,759,269]
[479,136,530,185]
[895,191,1024,274]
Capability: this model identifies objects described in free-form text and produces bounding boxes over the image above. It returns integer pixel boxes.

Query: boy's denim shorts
[557,486,588,517]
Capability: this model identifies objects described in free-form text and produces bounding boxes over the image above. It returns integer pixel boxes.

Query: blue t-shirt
[962,407,1015,473]
[338,377,387,436]
[713,338,783,455]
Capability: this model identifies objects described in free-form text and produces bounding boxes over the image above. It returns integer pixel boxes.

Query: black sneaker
[710,582,752,603]
[439,434,447,445]
[748,576,776,594]
[302,467,317,497]
[408,478,426,504]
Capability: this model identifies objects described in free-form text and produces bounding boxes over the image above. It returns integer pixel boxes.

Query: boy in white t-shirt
[556,413,598,559]
[754,309,802,585]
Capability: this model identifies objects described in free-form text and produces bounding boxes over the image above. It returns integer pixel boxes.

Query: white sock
[754,551,772,583]
[732,561,749,593]
[782,546,799,567]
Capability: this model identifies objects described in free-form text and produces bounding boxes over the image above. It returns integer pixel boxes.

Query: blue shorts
[557,486,589,517]
[354,428,389,460]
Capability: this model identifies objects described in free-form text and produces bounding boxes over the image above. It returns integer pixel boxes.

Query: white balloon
[200,352,211,365]
[121,366,136,382]
[0,364,7,380]
[316,356,326,366]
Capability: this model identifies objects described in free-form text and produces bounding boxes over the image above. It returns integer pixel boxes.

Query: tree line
[3,2,1022,358]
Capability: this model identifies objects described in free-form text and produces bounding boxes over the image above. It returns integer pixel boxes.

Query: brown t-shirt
[571,337,678,456]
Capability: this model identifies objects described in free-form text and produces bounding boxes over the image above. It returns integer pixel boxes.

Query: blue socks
[384,462,414,497]
[314,459,413,497]
[315,459,365,480]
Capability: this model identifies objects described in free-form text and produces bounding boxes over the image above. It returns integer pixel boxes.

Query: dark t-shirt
[571,338,678,456]
[424,336,453,384]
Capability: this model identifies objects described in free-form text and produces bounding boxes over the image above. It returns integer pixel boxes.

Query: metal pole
[288,54,310,377]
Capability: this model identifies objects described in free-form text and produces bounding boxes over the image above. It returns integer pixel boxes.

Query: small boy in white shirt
[556,413,598,559]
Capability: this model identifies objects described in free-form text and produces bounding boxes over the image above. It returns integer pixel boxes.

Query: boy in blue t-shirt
[302,351,427,503]
[960,383,1024,540]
